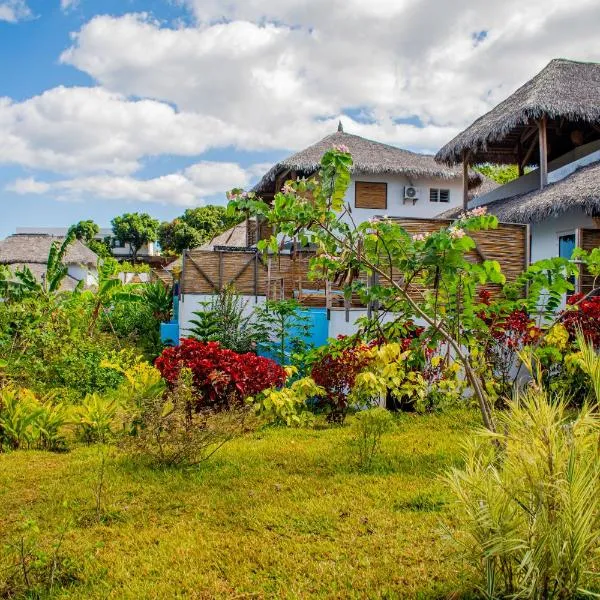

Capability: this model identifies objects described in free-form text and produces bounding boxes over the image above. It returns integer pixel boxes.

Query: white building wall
[67,265,98,287]
[179,294,267,338]
[342,174,464,225]
[530,209,596,263]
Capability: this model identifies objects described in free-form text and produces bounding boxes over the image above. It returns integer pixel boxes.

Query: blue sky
[1,0,598,238]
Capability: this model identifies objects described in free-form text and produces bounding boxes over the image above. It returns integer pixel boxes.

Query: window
[355,181,387,209]
[429,188,450,203]
[559,233,576,294]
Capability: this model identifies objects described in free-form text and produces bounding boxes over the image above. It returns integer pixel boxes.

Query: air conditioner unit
[403,186,420,204]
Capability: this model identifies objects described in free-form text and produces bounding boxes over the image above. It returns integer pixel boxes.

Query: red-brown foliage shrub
[155,338,286,408]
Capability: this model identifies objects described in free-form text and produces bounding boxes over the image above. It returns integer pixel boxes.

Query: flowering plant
[155,339,286,409]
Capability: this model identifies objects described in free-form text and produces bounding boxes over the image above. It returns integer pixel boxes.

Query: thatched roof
[254,126,482,194]
[479,160,600,224]
[200,222,247,250]
[436,59,600,166]
[5,263,81,291]
[0,234,99,267]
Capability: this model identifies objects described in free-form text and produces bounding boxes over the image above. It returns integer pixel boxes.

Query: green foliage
[250,374,321,426]
[255,299,312,365]
[142,281,172,322]
[189,285,267,353]
[0,387,69,452]
[227,147,578,432]
[574,330,600,403]
[475,163,531,185]
[111,212,160,261]
[87,237,113,259]
[158,205,243,254]
[0,518,79,598]
[446,390,600,598]
[117,260,151,274]
[68,219,99,244]
[126,368,249,467]
[74,393,119,444]
[158,219,203,254]
[349,407,394,469]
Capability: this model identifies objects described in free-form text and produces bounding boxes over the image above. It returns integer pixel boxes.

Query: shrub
[155,338,286,409]
[0,387,70,452]
[310,339,375,422]
[561,293,600,347]
[74,394,118,444]
[251,374,322,427]
[349,407,394,469]
[446,390,600,598]
[189,285,267,354]
[126,368,249,467]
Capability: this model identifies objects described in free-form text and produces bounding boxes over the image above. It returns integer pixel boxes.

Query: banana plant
[88,259,142,335]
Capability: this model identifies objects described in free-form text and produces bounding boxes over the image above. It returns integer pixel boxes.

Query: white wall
[530,209,595,263]
[179,293,267,338]
[341,174,464,226]
[67,264,98,287]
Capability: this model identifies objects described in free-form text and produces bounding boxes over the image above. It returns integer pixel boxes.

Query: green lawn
[0,411,481,599]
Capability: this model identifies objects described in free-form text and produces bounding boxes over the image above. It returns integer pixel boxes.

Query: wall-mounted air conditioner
[403,186,420,204]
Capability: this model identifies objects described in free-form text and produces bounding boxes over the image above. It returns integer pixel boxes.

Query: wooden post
[218,251,223,291]
[538,116,548,189]
[462,151,470,210]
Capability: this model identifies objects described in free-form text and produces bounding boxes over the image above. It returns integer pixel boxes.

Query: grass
[0,410,481,599]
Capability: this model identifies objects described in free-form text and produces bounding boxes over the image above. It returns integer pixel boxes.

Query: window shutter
[439,189,450,203]
[429,188,439,202]
[355,182,387,209]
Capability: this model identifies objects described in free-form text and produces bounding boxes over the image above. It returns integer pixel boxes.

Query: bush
[74,394,119,444]
[349,407,394,469]
[446,390,600,598]
[561,293,600,347]
[125,368,249,467]
[251,374,322,426]
[310,339,375,422]
[155,338,286,409]
[189,286,267,354]
[0,387,69,451]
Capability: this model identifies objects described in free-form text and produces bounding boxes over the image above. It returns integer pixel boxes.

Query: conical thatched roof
[0,234,99,266]
[436,59,600,166]
[254,128,482,194]
[474,160,600,224]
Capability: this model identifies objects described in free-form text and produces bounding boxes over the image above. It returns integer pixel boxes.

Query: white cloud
[0,0,31,22]
[60,0,78,12]
[61,2,600,136]
[6,160,260,206]
[2,0,600,203]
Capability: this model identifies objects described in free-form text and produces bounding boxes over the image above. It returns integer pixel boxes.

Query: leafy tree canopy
[68,220,99,244]
[158,206,243,254]
[111,213,160,261]
[475,164,532,185]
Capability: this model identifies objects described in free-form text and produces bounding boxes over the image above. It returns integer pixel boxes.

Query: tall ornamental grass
[446,387,600,598]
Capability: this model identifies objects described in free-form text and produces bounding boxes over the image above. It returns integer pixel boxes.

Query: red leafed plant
[155,338,286,409]
[561,293,600,347]
[310,338,379,422]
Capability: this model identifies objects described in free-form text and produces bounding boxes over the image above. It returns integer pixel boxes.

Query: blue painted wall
[258,308,329,364]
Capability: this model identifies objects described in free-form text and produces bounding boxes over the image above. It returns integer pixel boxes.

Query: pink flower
[332,144,350,153]
[281,182,295,195]
[449,227,465,239]
[470,206,487,217]
[412,232,430,242]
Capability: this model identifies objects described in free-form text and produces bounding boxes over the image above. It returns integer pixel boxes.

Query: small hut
[0,233,99,290]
